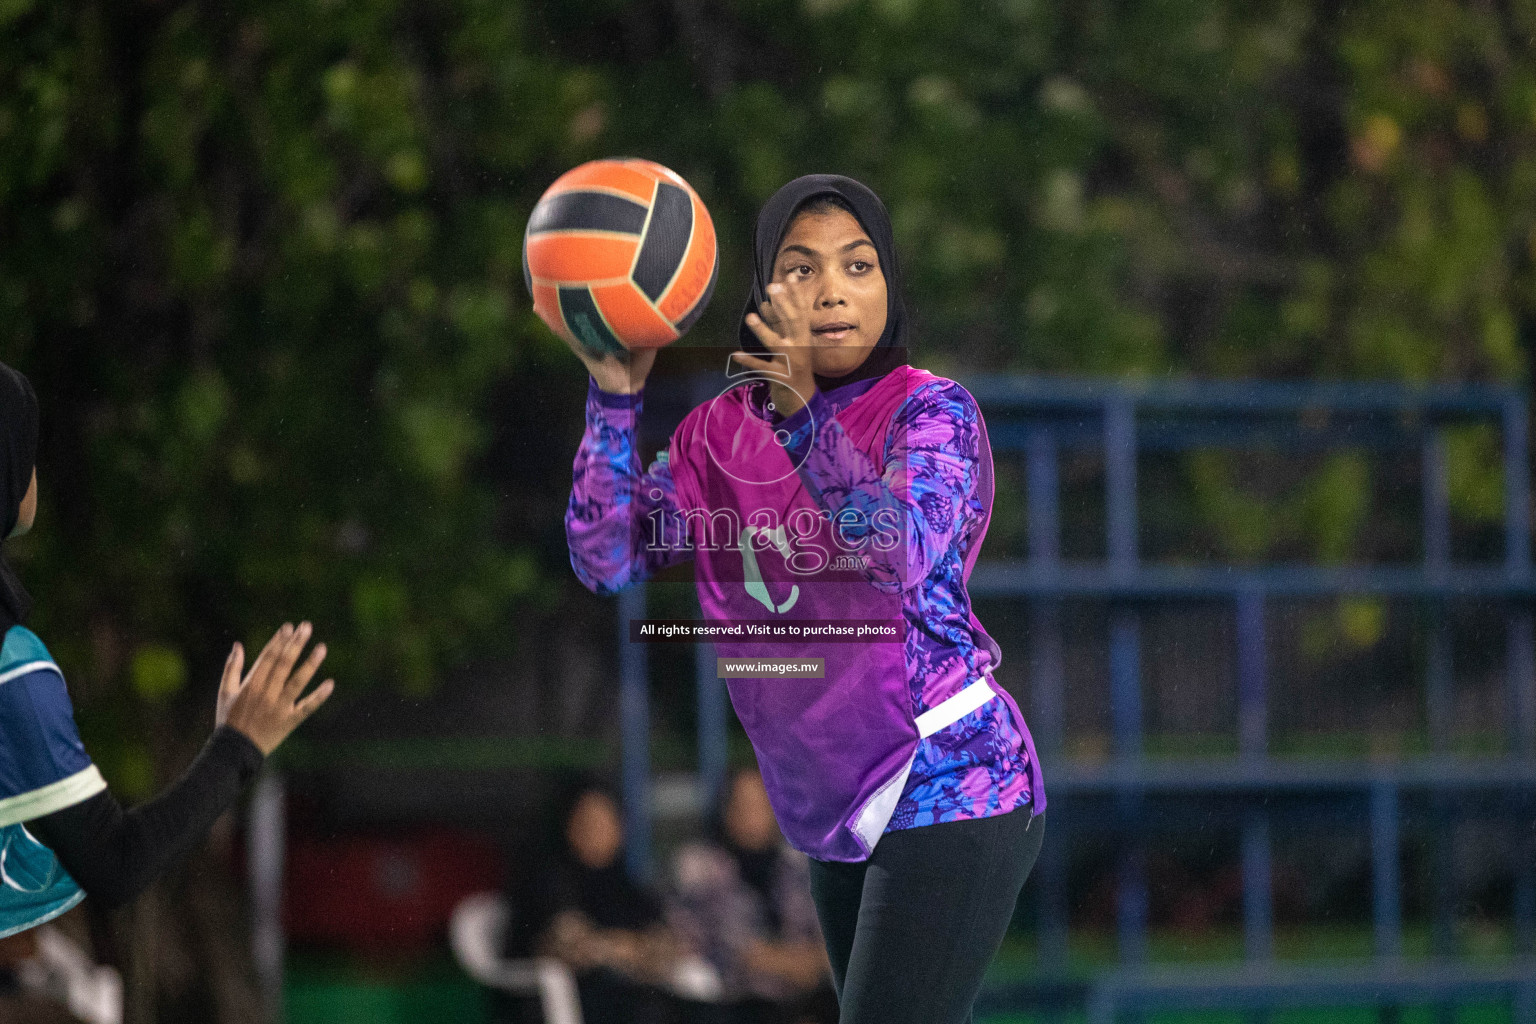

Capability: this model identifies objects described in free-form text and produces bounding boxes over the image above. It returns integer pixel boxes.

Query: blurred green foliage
[1,0,1534,781]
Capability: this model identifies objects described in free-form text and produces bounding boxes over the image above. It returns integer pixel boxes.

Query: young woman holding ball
[564,175,1045,1024]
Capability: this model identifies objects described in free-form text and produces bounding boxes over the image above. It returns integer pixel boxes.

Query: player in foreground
[564,175,1045,1024]
[0,360,334,937]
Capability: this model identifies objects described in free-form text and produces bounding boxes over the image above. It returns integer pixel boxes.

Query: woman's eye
[850,261,872,272]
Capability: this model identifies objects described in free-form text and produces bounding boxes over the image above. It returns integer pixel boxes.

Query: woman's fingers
[244,625,290,691]
[759,299,792,336]
[219,622,335,756]
[245,622,327,702]
[744,313,787,352]
[292,679,335,723]
[765,282,810,325]
[270,622,312,688]
[282,643,328,701]
[561,332,659,395]
[221,643,245,698]
[757,297,784,331]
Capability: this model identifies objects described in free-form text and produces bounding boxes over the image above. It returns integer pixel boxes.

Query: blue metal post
[1424,431,1451,576]
[1110,616,1142,761]
[1029,427,1062,565]
[1105,396,1147,965]
[1507,395,1536,756]
[1426,619,1453,753]
[1027,600,1068,971]
[1028,426,1069,971]
[1424,430,1458,975]
[1241,809,1273,961]
[1415,610,1452,1020]
[1516,812,1536,955]
[1424,431,1453,754]
[1504,397,1536,954]
[1116,836,1150,965]
[1105,397,1142,761]
[1371,782,1403,960]
[619,583,652,881]
[1505,396,1530,576]
[1237,588,1274,969]
[1426,590,1458,1017]
[1028,428,1066,759]
[696,640,727,819]
[1236,590,1268,759]
[1029,605,1065,759]
[1511,614,1536,758]
[1106,398,1138,572]
[1430,792,1457,959]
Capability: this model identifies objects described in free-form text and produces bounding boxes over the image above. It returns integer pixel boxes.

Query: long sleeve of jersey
[28,727,264,909]
[566,377,694,595]
[778,381,982,594]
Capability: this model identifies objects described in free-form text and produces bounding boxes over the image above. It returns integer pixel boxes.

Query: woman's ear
[11,469,37,538]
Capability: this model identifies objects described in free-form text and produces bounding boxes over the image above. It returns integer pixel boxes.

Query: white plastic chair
[16,924,123,1024]
[449,891,584,1024]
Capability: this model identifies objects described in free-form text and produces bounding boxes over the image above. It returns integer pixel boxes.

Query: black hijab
[504,776,662,958]
[0,362,38,635]
[739,174,908,391]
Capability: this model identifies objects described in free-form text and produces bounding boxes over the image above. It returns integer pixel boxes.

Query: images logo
[703,352,814,486]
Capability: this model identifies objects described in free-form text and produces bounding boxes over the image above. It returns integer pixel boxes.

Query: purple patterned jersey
[567,370,1041,845]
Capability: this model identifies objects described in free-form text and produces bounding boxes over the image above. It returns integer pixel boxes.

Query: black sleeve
[25,726,265,909]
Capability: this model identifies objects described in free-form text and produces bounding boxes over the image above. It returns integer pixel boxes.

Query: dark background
[3,0,1534,1020]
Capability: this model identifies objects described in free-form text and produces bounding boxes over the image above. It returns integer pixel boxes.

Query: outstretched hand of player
[736,281,818,418]
[562,334,659,397]
[217,622,335,756]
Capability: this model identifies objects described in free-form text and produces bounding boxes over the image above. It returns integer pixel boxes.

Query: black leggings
[807,806,1044,1024]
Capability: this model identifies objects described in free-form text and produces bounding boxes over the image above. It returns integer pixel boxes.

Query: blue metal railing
[966,376,1534,979]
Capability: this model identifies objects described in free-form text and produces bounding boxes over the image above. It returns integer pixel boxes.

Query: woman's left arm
[785,380,980,593]
[27,729,263,908]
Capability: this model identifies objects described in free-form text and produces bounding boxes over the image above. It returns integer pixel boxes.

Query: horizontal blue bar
[970,562,1536,599]
[987,418,1463,454]
[1086,958,1536,1014]
[1044,756,1536,792]
[960,374,1518,415]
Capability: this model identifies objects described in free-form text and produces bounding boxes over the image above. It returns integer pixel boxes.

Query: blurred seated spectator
[502,778,688,1024]
[669,768,837,1024]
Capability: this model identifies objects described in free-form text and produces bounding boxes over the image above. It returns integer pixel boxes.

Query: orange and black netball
[523,158,719,353]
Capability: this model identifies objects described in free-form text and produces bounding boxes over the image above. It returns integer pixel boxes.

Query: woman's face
[566,790,624,870]
[9,470,36,539]
[723,771,779,852]
[772,207,888,379]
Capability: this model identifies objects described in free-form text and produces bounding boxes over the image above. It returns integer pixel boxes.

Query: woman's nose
[816,283,847,306]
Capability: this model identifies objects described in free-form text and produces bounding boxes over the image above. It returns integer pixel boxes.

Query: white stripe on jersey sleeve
[0,661,61,687]
[0,765,108,829]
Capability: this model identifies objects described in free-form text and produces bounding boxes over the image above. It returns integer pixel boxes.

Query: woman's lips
[813,322,856,340]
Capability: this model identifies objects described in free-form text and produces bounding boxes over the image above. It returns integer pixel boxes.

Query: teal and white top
[0,625,106,938]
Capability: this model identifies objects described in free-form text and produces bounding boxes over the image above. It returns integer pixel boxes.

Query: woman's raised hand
[736,282,817,417]
[561,332,659,396]
[216,623,335,756]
